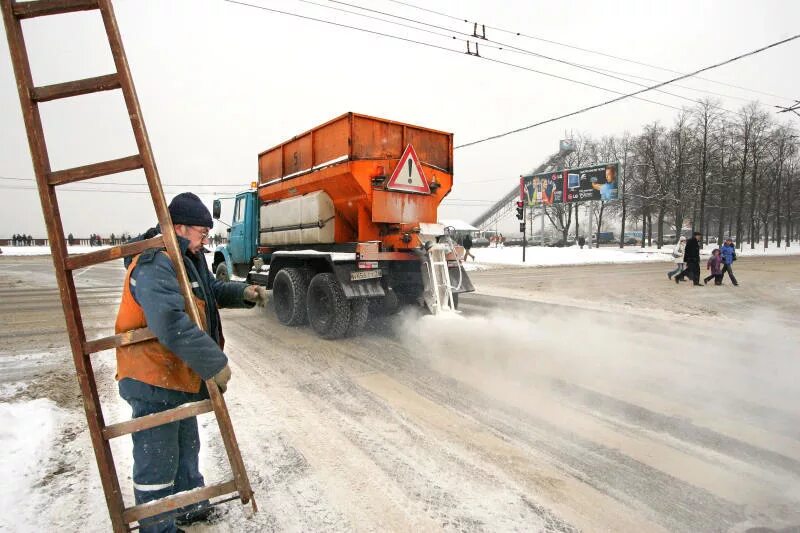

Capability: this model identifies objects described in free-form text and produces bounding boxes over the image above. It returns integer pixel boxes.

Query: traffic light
[515,201,525,220]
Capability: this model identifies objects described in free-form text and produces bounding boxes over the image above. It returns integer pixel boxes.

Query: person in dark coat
[462,233,475,261]
[675,231,701,285]
[116,192,268,532]
[720,237,739,286]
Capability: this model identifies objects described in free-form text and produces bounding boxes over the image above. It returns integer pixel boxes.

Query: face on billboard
[524,163,619,205]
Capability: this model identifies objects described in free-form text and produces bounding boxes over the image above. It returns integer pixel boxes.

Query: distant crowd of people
[10,234,34,245]
[668,233,739,287]
[9,232,223,247]
[489,234,505,248]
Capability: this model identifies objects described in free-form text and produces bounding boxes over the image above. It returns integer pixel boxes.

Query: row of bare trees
[541,100,799,249]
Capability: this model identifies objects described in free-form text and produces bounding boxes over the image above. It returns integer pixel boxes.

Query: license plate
[351,268,382,281]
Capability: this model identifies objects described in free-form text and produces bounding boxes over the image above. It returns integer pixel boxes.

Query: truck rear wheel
[273,268,309,326]
[307,272,351,339]
[345,298,369,337]
[215,262,230,282]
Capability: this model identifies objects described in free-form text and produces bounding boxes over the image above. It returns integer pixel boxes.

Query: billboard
[521,162,620,206]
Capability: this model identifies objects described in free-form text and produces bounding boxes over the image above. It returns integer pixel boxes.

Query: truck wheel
[345,298,369,337]
[215,262,230,282]
[273,268,309,326]
[306,273,351,339]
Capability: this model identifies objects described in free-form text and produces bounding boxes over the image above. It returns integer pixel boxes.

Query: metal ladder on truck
[422,244,457,313]
[1,1,256,531]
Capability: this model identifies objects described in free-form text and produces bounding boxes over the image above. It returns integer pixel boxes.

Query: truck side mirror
[212,199,221,219]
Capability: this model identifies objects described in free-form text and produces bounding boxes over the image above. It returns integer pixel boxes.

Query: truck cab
[212,189,258,281]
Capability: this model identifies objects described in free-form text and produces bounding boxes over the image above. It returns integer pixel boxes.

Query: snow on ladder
[0,1,256,531]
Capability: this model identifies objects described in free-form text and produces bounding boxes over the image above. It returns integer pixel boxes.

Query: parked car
[471,237,490,248]
[594,232,616,244]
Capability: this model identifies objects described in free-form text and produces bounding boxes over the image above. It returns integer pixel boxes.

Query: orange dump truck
[212,112,474,338]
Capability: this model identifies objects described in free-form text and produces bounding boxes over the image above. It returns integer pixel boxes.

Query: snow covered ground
[463,240,800,269]
[2,255,800,531]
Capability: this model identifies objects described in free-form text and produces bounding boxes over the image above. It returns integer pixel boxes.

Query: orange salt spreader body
[257,112,454,253]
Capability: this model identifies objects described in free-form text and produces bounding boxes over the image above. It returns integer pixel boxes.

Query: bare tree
[692,99,722,246]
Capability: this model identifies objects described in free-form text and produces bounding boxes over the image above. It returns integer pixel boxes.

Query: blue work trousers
[126,397,207,533]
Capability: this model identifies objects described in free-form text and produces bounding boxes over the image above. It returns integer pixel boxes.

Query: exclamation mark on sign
[407,160,413,184]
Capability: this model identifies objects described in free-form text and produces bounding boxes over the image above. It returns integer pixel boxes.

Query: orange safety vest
[115,252,214,393]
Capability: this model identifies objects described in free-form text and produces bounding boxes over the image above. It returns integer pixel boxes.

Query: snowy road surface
[1,254,799,532]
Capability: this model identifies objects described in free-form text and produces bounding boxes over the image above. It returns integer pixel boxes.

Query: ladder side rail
[0,3,127,530]
[94,0,199,321]
[97,0,256,510]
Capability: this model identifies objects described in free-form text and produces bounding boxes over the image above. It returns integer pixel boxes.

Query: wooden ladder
[0,1,256,531]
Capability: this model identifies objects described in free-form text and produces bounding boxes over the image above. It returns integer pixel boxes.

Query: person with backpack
[720,237,739,286]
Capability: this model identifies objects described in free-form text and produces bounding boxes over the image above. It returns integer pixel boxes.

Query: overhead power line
[298,0,750,115]
[454,33,800,149]
[776,101,800,118]
[384,0,797,103]
[224,1,693,113]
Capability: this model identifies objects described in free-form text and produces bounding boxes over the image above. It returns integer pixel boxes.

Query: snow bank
[0,399,64,531]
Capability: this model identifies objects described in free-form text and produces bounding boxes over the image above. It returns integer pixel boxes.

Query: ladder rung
[12,0,99,19]
[104,400,214,440]
[65,234,163,270]
[48,154,142,186]
[32,73,120,102]
[122,479,237,525]
[84,326,156,354]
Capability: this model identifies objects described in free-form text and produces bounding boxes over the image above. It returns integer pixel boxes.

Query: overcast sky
[1,0,798,238]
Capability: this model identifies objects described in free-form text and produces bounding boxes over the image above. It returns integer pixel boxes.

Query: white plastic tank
[260,190,335,245]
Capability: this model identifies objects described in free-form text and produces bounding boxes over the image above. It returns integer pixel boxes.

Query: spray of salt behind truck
[214,112,474,339]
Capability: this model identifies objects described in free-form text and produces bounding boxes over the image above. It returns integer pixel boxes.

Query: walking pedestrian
[720,237,739,286]
[462,233,475,261]
[115,192,269,532]
[667,236,686,280]
[675,232,701,286]
[704,248,723,285]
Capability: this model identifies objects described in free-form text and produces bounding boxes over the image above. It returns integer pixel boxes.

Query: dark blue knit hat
[168,192,213,228]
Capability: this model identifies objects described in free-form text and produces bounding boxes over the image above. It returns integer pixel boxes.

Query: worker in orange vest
[115,192,267,532]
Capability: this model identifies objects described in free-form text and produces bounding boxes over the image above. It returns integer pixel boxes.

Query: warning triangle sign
[386,144,430,194]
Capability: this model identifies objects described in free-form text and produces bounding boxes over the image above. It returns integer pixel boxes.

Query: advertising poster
[522,163,619,206]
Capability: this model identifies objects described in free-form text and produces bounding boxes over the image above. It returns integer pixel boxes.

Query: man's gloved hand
[243,285,269,307]
[212,364,231,393]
